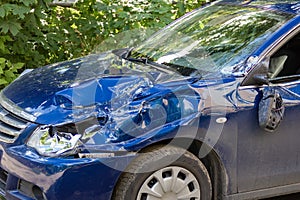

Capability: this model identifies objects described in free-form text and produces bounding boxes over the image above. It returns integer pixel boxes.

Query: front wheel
[112,145,212,200]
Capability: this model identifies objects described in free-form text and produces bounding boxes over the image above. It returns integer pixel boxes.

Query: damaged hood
[1,51,189,125]
[0,51,238,148]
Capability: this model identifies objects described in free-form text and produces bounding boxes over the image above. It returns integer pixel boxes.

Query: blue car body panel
[221,0,300,15]
[0,0,300,200]
[1,144,134,200]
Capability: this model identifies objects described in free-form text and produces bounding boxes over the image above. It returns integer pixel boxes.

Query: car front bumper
[0,144,135,200]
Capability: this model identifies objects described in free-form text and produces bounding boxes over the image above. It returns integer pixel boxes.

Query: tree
[0,0,213,88]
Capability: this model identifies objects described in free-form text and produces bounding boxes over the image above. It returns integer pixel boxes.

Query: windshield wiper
[122,48,178,74]
[122,47,134,59]
[119,48,202,79]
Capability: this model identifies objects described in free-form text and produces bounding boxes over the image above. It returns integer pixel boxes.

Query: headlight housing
[27,126,81,157]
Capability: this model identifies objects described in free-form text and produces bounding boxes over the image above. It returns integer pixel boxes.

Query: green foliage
[0,0,52,88]
[0,0,212,89]
[45,0,210,60]
[0,57,24,85]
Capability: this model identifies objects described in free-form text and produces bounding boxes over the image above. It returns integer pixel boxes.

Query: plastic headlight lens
[27,126,81,156]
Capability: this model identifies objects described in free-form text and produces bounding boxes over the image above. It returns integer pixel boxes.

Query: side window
[268,33,300,79]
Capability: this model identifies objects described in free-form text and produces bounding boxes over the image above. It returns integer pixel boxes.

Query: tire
[112,145,212,200]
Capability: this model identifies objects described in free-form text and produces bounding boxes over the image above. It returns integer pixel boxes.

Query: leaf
[0,58,6,64]
[177,2,185,15]
[5,60,11,67]
[2,4,14,16]
[0,41,5,52]
[0,20,22,36]
[0,7,5,18]
[11,6,31,19]
[13,62,25,69]
[0,79,8,86]
[5,70,16,79]
[21,0,38,7]
[3,35,13,42]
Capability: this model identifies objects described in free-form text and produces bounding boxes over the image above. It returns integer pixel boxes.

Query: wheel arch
[144,138,227,200]
[116,137,228,200]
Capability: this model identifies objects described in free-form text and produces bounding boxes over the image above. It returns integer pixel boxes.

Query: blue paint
[0,1,300,199]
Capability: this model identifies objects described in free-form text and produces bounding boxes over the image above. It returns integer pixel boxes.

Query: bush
[0,0,53,87]
[0,0,212,88]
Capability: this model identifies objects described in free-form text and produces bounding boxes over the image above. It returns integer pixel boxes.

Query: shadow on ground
[262,193,300,200]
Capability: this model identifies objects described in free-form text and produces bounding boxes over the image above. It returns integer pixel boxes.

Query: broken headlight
[27,126,82,157]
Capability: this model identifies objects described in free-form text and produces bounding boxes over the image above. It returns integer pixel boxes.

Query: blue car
[1,0,300,199]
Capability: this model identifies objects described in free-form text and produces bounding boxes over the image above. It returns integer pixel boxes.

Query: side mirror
[241,58,269,86]
[253,74,269,85]
[258,88,285,132]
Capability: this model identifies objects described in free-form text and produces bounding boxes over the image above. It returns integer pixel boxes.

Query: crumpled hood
[2,51,186,125]
[1,51,238,147]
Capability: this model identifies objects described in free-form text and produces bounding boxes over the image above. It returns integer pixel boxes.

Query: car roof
[220,0,300,15]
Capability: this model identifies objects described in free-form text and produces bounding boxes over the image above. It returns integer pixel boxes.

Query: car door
[237,78,300,193]
[236,31,300,192]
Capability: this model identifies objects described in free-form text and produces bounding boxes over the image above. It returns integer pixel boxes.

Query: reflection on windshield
[131,4,292,76]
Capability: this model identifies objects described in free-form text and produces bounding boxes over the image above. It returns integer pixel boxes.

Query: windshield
[130,3,293,76]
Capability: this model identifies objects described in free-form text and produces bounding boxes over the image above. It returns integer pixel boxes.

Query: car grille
[0,105,29,143]
[0,168,8,192]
